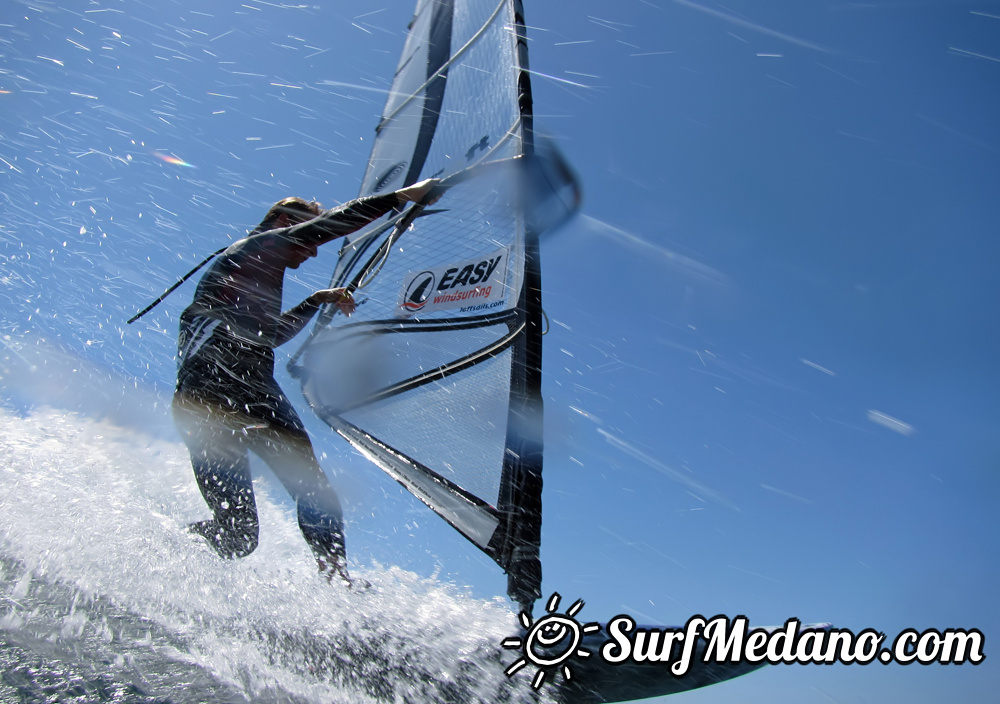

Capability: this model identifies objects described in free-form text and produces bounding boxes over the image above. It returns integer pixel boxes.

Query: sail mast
[495,0,543,612]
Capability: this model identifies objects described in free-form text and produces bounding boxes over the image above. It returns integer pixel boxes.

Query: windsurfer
[173,179,439,586]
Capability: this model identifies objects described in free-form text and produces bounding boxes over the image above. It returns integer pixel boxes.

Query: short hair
[261,197,322,229]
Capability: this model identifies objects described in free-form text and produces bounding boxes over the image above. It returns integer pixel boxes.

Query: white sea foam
[0,406,539,703]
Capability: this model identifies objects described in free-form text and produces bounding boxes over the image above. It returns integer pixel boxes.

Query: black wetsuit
[172,194,398,574]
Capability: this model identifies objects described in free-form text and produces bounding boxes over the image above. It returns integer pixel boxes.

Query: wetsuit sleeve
[272,295,322,347]
[282,193,401,247]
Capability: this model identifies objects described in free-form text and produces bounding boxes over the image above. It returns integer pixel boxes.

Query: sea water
[0,407,542,703]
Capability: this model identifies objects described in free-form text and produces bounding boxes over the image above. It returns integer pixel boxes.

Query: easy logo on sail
[397,248,508,315]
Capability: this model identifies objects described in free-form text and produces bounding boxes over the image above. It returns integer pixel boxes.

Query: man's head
[263,197,322,230]
[261,197,323,268]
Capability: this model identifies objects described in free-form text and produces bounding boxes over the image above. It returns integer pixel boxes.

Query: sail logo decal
[397,248,508,316]
[373,161,408,192]
[401,271,436,312]
[466,134,489,161]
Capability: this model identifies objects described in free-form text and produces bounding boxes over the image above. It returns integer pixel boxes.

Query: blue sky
[1,0,998,701]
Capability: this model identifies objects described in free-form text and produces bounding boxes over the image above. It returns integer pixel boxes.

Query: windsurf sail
[291,0,578,612]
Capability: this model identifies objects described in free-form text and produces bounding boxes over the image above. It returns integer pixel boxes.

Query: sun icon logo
[501,592,602,691]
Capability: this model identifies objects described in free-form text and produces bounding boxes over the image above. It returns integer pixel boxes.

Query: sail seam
[312,309,517,336]
[316,321,524,416]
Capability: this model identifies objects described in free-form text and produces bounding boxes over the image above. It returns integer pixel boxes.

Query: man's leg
[174,397,260,559]
[254,429,351,582]
[246,391,352,583]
